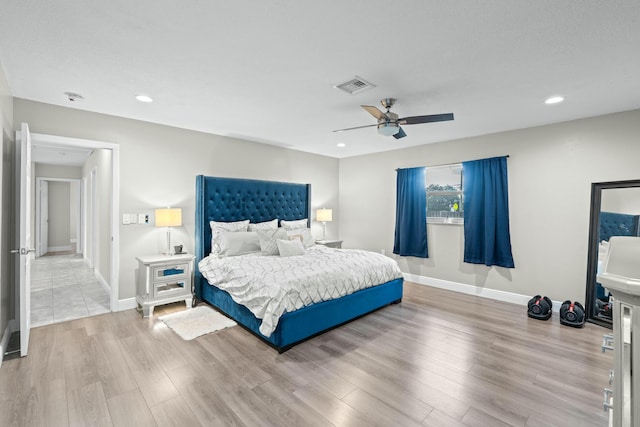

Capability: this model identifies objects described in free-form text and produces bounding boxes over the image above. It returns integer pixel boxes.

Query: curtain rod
[396,155,509,171]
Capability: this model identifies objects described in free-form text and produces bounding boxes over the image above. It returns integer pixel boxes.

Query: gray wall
[601,187,640,215]
[14,98,340,302]
[339,108,640,304]
[0,63,14,339]
[82,149,112,286]
[47,181,70,249]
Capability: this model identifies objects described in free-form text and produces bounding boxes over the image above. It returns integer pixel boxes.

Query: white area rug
[159,306,237,340]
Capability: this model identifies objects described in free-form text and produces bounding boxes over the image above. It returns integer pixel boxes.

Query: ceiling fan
[333,98,454,139]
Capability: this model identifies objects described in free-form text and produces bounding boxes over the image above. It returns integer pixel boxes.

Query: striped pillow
[257,228,287,255]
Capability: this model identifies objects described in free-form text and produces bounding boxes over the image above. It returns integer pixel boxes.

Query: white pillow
[248,219,278,231]
[277,239,306,257]
[286,228,315,248]
[256,228,288,255]
[210,220,249,255]
[280,218,308,230]
[218,231,260,257]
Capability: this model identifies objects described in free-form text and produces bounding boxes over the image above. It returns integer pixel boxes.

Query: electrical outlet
[138,214,148,224]
[122,214,130,225]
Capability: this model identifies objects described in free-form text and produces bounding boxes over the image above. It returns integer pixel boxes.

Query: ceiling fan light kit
[333,98,454,140]
[378,121,400,136]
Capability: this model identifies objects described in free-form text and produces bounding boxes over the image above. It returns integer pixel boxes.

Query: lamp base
[163,229,174,255]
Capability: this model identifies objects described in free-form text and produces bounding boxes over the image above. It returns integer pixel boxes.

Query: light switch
[122,214,130,225]
[138,214,148,224]
[130,214,138,224]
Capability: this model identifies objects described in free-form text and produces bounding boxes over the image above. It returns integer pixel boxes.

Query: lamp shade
[155,208,182,227]
[316,208,332,222]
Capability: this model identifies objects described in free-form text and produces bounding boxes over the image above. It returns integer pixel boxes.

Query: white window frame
[426,163,464,225]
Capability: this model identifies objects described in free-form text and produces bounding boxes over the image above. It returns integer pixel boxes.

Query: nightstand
[136,253,195,317]
[315,239,343,249]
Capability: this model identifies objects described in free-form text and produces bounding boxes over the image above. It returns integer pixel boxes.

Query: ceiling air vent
[334,76,375,95]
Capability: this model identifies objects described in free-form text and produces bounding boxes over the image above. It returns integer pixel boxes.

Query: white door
[40,180,49,256]
[16,123,33,357]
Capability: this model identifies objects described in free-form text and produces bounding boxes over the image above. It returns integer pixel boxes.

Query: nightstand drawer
[153,279,189,299]
[152,262,190,281]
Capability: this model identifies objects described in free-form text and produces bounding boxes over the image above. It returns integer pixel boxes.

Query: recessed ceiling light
[136,94,153,103]
[336,143,346,148]
[545,96,564,105]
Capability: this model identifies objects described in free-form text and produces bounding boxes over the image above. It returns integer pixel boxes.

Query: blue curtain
[393,167,428,258]
[463,156,514,268]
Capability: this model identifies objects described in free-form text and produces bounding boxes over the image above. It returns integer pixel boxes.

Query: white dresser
[597,236,640,427]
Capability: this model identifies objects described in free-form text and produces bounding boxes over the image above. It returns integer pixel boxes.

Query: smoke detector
[64,92,84,102]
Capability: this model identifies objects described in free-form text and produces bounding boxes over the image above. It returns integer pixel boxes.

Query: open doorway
[31,171,111,326]
[23,133,119,329]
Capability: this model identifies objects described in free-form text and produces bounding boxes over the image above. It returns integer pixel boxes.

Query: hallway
[30,252,110,327]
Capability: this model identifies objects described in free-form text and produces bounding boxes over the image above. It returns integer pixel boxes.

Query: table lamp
[316,208,332,240]
[155,207,182,255]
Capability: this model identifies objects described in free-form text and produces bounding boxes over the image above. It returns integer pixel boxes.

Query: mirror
[585,179,640,328]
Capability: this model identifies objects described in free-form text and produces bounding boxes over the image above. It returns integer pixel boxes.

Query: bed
[194,175,404,352]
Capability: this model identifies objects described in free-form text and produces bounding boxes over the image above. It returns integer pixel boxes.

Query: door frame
[17,131,120,312]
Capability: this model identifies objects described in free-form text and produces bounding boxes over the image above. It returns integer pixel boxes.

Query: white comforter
[198,245,403,337]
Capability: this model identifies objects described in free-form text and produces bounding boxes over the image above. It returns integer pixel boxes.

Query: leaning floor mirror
[585,179,640,328]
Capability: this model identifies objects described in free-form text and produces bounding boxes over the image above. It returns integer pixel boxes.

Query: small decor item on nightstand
[527,295,552,320]
[559,300,586,328]
[174,245,183,254]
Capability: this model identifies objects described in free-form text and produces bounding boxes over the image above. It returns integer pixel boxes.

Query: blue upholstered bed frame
[194,175,403,352]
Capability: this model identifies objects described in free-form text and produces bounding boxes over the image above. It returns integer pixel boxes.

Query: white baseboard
[403,273,562,313]
[118,298,137,311]
[94,270,111,296]
[0,319,17,368]
[47,245,72,252]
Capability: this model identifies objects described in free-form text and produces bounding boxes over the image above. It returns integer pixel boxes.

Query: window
[426,164,464,224]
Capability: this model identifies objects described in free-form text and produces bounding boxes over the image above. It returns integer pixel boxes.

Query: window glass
[426,164,464,224]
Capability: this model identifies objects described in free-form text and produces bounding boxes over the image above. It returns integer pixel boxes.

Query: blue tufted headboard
[194,175,311,298]
[599,211,640,242]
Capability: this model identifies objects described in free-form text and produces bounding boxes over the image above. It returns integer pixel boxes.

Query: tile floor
[30,253,111,327]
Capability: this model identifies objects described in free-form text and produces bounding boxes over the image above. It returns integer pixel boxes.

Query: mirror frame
[585,179,640,328]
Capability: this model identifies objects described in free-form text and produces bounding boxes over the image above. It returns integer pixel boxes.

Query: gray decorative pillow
[256,228,287,255]
[210,220,249,255]
[248,218,278,231]
[280,218,308,230]
[219,231,260,257]
[277,239,305,257]
[286,228,315,248]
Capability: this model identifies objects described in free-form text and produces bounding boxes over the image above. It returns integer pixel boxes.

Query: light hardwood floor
[0,282,612,426]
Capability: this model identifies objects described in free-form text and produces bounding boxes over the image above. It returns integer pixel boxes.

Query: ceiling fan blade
[393,127,407,139]
[399,113,454,125]
[332,124,377,133]
[361,105,386,120]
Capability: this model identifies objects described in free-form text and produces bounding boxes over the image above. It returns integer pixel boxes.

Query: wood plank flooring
[0,282,612,426]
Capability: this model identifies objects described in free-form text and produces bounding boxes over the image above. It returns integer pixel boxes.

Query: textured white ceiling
[1,1,639,158]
